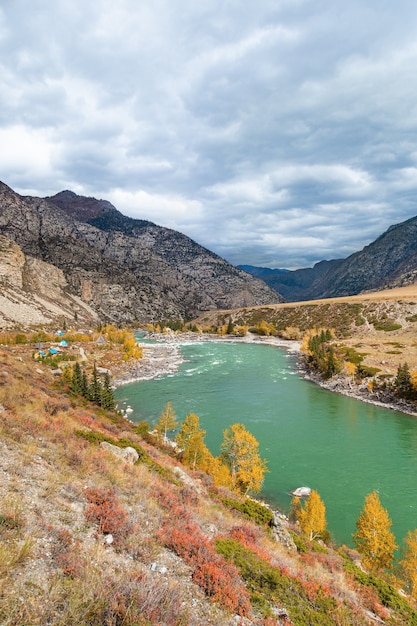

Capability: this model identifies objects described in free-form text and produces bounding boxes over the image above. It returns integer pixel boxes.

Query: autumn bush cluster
[154,483,252,617]
[215,528,354,624]
[85,487,132,545]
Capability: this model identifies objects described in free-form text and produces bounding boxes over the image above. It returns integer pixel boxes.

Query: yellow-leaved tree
[176,412,211,470]
[154,401,177,444]
[400,528,417,598]
[298,490,327,541]
[221,423,267,495]
[208,456,233,489]
[353,491,397,571]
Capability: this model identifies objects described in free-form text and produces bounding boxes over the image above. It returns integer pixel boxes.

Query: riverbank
[113,330,417,418]
[112,331,300,387]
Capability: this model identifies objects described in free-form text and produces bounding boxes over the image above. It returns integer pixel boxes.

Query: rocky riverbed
[113,330,417,418]
[112,331,300,387]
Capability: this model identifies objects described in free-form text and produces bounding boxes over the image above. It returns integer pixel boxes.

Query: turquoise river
[115,340,417,548]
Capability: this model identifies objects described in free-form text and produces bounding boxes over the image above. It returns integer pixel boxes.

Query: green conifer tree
[70,362,83,395]
[81,369,89,397]
[101,373,115,410]
[394,362,413,399]
[88,363,102,405]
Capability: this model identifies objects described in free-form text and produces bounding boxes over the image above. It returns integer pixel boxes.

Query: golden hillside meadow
[1,300,417,624]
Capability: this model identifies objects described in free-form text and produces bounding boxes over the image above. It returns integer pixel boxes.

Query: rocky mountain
[241,215,417,301]
[237,264,290,278]
[0,235,99,328]
[239,259,344,301]
[0,182,283,325]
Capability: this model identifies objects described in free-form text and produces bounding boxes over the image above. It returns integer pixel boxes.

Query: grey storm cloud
[2,0,417,268]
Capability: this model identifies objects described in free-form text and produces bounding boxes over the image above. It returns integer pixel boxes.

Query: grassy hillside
[1,331,417,624]
[194,285,417,382]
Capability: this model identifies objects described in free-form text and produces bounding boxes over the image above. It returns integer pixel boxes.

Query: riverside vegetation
[191,284,417,414]
[2,323,417,624]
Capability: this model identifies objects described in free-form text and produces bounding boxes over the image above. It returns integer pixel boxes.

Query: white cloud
[107,188,204,228]
[0,126,55,177]
[2,0,417,268]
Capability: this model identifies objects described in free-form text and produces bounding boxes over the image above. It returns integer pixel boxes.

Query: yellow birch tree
[289,495,303,523]
[298,490,327,541]
[221,423,268,494]
[154,401,177,443]
[353,491,397,571]
[176,412,211,469]
[400,528,417,598]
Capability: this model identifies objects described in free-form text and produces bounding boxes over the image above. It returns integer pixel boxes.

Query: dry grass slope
[0,336,417,625]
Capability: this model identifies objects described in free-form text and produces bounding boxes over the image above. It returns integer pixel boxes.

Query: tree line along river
[114,340,417,548]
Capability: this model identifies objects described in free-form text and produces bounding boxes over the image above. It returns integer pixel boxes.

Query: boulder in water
[290,486,311,498]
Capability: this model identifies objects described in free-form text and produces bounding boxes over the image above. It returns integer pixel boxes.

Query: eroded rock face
[0,181,284,324]
[0,236,25,289]
[0,234,98,328]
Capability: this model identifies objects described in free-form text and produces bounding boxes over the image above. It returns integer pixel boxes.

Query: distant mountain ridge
[0,181,283,325]
[237,264,290,277]
[240,216,417,301]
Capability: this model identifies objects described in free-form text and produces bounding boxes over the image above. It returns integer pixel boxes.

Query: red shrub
[228,525,272,563]
[85,487,131,543]
[193,560,251,616]
[51,528,84,578]
[159,513,251,616]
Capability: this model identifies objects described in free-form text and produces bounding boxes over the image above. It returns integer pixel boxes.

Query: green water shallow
[115,341,417,547]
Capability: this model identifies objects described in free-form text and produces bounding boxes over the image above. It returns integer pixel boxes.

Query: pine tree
[155,401,177,443]
[70,362,83,394]
[88,363,102,405]
[298,490,327,541]
[394,362,413,399]
[101,373,115,410]
[221,423,268,494]
[353,491,398,571]
[81,369,89,397]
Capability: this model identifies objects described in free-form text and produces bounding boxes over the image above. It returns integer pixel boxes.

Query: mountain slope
[242,216,417,301]
[0,182,283,323]
[311,216,417,299]
[239,260,344,301]
[0,235,98,328]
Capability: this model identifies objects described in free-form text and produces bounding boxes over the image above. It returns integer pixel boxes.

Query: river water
[114,340,417,547]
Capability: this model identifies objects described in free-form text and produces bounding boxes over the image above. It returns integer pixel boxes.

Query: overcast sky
[2,1,417,268]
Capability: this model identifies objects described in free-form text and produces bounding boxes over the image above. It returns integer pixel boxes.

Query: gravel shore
[113,331,417,417]
[112,331,301,387]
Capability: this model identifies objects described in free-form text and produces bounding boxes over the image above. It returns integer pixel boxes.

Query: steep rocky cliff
[309,216,417,298]
[0,235,98,328]
[0,182,283,324]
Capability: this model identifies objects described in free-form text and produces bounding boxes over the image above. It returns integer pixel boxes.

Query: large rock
[100,441,139,465]
[270,512,297,552]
